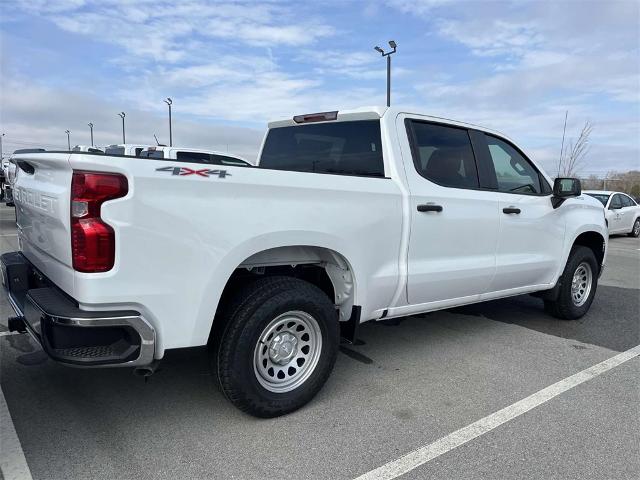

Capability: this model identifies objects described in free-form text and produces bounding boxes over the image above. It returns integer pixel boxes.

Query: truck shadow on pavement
[447,286,640,352]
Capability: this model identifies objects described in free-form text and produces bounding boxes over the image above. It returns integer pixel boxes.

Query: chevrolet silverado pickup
[2,106,608,417]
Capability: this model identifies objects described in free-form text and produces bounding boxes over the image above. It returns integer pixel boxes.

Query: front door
[479,134,565,291]
[607,194,624,233]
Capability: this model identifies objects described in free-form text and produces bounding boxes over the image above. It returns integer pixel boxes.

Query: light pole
[374,40,397,107]
[118,112,126,144]
[88,123,94,146]
[0,133,4,160]
[65,130,71,150]
[164,97,173,146]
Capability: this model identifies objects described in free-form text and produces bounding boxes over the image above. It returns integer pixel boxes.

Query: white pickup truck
[2,107,607,417]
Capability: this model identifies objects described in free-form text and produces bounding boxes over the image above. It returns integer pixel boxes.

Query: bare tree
[558,120,593,177]
[557,110,568,177]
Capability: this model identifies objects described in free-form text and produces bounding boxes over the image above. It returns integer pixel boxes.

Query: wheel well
[573,231,605,272]
[210,247,355,343]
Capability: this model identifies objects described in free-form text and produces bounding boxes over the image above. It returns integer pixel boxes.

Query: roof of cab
[267,105,510,139]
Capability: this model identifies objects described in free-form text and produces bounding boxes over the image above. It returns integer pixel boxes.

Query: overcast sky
[1,0,638,173]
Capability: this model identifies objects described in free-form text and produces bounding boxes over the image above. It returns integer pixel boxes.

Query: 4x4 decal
[156,166,231,178]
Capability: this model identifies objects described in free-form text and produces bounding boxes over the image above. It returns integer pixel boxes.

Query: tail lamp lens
[71,171,128,272]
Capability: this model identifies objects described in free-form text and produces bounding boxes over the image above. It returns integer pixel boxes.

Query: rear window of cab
[259,120,385,177]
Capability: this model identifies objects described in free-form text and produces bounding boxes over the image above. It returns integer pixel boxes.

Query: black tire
[544,246,598,320]
[629,218,640,238]
[214,276,339,418]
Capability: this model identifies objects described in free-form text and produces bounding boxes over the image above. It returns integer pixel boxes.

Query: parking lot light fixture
[65,130,71,150]
[164,98,173,147]
[88,122,94,146]
[374,40,397,107]
[118,112,126,144]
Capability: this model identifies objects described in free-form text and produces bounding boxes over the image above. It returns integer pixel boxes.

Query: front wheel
[544,246,598,320]
[629,218,640,238]
[214,276,339,418]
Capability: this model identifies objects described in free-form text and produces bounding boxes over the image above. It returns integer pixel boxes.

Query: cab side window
[485,135,543,194]
[407,121,479,189]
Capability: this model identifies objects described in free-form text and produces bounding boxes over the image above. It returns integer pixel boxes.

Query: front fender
[554,214,608,285]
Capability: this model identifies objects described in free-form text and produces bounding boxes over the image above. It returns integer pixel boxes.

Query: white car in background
[138,146,251,166]
[584,190,640,237]
[72,145,105,153]
[104,144,151,156]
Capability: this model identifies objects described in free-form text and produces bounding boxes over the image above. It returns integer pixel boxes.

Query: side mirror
[552,178,581,208]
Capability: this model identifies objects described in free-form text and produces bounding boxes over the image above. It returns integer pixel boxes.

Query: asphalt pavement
[0,205,638,480]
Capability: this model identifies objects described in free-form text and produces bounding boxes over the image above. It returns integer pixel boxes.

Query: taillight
[71,171,128,273]
[293,111,338,123]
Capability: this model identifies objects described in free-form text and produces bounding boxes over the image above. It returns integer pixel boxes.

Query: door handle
[417,204,443,213]
[503,207,521,214]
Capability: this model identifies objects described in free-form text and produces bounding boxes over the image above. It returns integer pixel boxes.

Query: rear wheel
[544,246,598,320]
[629,218,640,238]
[213,276,339,418]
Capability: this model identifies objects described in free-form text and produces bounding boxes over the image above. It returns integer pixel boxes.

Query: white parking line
[0,234,18,237]
[0,331,21,337]
[354,345,640,480]
[0,386,33,480]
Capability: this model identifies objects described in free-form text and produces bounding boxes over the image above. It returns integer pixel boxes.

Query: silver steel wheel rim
[634,221,640,236]
[253,311,322,393]
[571,262,592,307]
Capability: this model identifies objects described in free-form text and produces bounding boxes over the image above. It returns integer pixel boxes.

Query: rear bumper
[1,251,155,367]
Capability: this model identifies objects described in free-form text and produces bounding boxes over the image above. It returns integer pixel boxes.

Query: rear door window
[621,195,636,207]
[406,120,479,189]
[259,120,384,177]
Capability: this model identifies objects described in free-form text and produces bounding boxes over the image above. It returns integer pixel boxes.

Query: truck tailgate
[12,153,75,295]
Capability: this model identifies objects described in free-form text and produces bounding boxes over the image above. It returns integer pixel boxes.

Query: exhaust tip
[133,360,161,378]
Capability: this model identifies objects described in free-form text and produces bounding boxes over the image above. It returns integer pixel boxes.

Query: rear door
[476,134,564,291]
[401,118,499,305]
[619,195,637,232]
